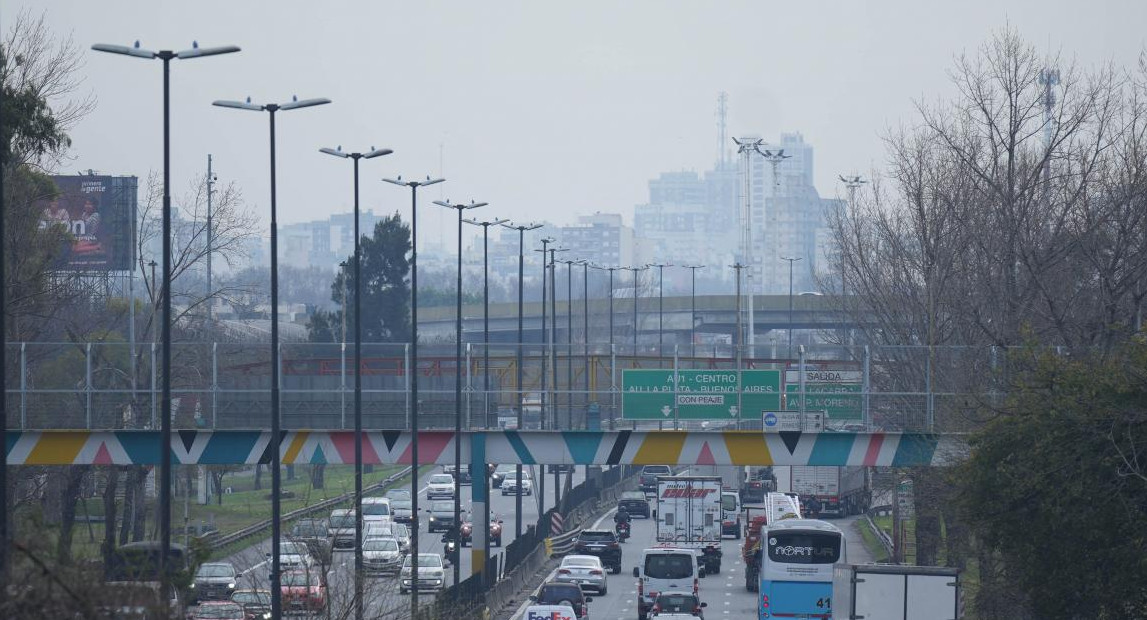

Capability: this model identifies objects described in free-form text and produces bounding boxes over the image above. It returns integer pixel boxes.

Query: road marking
[239,559,268,577]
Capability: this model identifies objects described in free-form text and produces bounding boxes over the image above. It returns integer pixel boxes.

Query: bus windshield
[767,531,842,564]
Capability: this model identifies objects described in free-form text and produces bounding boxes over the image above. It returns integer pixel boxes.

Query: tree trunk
[56,465,88,565]
[913,469,943,566]
[102,467,120,577]
[131,468,148,542]
[310,464,325,490]
[254,464,262,491]
[119,468,135,545]
[286,464,295,481]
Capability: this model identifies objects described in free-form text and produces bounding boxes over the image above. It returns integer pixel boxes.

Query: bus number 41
[816,598,831,609]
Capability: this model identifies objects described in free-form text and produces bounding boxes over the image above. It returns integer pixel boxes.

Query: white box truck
[832,564,961,620]
[790,466,869,517]
[655,475,723,575]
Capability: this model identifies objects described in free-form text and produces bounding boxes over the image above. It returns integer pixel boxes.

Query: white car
[501,472,533,496]
[400,553,446,594]
[364,522,411,554]
[361,537,404,574]
[555,554,608,595]
[272,541,314,571]
[426,474,455,500]
[361,497,393,525]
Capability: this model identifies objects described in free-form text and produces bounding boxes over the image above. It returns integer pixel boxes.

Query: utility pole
[731,262,746,430]
[682,265,704,357]
[781,256,803,359]
[758,147,791,350]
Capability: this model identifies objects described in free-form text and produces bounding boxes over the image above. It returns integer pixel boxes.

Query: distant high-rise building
[279,209,385,270]
[633,132,840,294]
[555,212,634,267]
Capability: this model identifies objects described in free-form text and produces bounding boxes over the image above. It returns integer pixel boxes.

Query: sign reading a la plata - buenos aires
[622,369,781,420]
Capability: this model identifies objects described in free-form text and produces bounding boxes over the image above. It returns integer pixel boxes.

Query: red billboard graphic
[37,175,136,271]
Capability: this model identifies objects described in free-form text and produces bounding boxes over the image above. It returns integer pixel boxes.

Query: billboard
[37,175,136,271]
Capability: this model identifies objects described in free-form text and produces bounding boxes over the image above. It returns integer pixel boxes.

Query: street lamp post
[384,175,445,615]
[558,259,582,431]
[502,221,542,540]
[533,237,555,434]
[462,215,507,586]
[214,94,329,620]
[648,263,673,357]
[682,265,705,357]
[93,39,239,599]
[590,264,619,429]
[547,247,566,506]
[731,262,746,429]
[434,199,486,594]
[339,259,348,428]
[465,217,509,430]
[781,256,803,359]
[320,145,392,620]
[621,266,646,354]
[581,261,590,430]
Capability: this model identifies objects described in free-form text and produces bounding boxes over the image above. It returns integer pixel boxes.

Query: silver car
[400,553,445,594]
[364,522,411,554]
[555,554,608,595]
[361,537,403,574]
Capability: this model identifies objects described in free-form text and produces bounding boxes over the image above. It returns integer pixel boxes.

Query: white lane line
[508,567,558,620]
[239,559,268,577]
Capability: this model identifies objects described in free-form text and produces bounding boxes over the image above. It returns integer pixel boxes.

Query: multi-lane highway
[212,465,585,617]
[506,511,876,620]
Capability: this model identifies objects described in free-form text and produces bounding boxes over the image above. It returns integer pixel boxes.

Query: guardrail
[435,466,639,620]
[205,466,413,553]
[864,512,894,560]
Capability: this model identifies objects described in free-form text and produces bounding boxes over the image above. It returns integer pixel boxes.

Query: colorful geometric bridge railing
[4,430,968,467]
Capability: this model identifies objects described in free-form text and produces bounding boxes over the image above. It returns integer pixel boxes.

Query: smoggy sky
[5,1,1145,248]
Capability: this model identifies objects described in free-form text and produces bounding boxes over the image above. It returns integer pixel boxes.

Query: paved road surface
[214,465,585,618]
[508,513,875,620]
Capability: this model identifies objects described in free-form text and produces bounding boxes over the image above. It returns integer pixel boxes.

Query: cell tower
[1038,67,1059,186]
[716,92,729,169]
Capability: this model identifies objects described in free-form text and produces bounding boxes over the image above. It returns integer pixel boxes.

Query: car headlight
[228,582,236,589]
[429,516,436,521]
[189,583,196,589]
[263,613,272,620]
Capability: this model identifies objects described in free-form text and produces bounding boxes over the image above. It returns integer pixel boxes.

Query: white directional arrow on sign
[660,405,672,417]
[728,406,739,417]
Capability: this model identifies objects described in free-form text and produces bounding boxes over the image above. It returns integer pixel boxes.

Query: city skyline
[5,1,1142,241]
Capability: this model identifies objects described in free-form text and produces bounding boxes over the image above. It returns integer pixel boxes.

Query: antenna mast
[717,92,729,169]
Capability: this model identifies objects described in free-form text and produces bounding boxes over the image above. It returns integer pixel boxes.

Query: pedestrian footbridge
[4,429,967,466]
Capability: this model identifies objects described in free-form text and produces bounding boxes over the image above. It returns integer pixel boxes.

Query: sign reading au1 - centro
[622,369,781,420]
[784,369,863,420]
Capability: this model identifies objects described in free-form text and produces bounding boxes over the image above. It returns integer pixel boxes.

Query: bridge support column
[472,432,489,585]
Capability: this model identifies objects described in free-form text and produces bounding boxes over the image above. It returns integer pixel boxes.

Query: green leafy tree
[959,342,1147,619]
[309,213,411,343]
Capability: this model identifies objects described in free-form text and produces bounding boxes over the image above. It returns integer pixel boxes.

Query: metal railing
[5,341,1019,434]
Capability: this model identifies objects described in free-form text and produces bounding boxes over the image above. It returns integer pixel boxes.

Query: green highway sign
[621,369,782,420]
[783,382,863,420]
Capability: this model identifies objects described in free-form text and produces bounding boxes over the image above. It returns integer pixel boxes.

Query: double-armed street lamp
[91,38,240,600]
[558,258,584,430]
[320,145,392,620]
[647,263,673,357]
[501,221,543,539]
[463,214,507,586]
[434,199,487,594]
[213,93,330,620]
[464,217,510,430]
[383,175,445,615]
[533,238,556,432]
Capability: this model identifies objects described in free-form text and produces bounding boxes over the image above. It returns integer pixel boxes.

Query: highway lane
[214,464,585,618]
[510,512,876,620]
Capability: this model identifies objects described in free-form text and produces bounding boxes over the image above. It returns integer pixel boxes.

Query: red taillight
[693,578,699,595]
[590,569,603,575]
[762,593,770,609]
[558,569,571,575]
[651,605,661,613]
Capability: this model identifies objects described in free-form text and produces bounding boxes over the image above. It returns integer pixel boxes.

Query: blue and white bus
[757,519,845,619]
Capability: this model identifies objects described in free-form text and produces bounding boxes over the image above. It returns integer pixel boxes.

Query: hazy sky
[5,1,1146,248]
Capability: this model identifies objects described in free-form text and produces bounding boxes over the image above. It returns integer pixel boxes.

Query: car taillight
[761,593,770,616]
[590,569,602,575]
[693,578,699,595]
[651,605,661,613]
[558,569,571,575]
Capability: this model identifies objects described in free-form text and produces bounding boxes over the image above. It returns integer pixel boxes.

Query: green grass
[871,514,916,564]
[857,518,889,563]
[32,465,427,563]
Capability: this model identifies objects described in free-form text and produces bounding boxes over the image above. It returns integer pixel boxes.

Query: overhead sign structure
[784,369,863,420]
[621,369,781,420]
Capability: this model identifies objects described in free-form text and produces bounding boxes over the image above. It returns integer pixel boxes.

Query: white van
[361,497,393,525]
[720,491,741,538]
[633,547,698,620]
